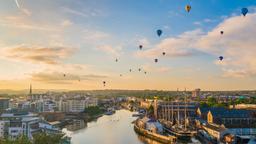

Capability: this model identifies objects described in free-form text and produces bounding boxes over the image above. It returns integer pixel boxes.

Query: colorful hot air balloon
[241,8,248,16]
[219,56,224,61]
[185,5,191,13]
[139,45,143,50]
[157,29,162,37]
[162,52,166,56]
[220,31,224,35]
[154,59,158,63]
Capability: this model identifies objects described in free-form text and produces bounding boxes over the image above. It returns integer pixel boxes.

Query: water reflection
[63,110,164,144]
[66,119,87,131]
[137,135,163,144]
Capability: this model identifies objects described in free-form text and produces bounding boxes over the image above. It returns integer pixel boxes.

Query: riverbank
[63,109,163,144]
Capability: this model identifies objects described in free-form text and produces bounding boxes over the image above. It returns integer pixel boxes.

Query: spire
[29,84,32,95]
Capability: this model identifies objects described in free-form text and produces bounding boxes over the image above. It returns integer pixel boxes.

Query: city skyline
[0,0,256,90]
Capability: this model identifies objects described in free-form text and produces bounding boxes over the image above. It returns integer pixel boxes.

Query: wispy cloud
[30,72,108,84]
[0,16,60,31]
[97,45,122,57]
[61,19,73,27]
[83,29,110,41]
[2,45,76,65]
[62,7,104,18]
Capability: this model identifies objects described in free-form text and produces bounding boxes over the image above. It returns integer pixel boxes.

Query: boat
[134,118,177,144]
[105,108,115,115]
[161,90,197,142]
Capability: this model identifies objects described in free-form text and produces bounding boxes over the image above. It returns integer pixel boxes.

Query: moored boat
[134,118,177,144]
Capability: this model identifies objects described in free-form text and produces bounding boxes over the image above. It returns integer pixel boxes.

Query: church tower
[29,84,33,101]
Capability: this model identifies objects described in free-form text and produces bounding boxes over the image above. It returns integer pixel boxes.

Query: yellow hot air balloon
[185,5,191,13]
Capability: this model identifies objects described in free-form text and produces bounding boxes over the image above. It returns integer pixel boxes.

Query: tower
[29,84,33,101]
[153,96,158,119]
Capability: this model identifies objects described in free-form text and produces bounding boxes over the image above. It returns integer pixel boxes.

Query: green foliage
[33,133,64,144]
[84,106,103,116]
[199,102,209,107]
[0,135,31,144]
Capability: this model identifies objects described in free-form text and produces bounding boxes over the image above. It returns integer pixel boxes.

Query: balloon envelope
[185,5,191,13]
[157,29,162,37]
[154,59,158,63]
[219,56,224,61]
[241,8,248,16]
[139,45,143,50]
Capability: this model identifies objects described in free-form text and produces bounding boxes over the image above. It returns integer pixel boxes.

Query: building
[154,99,198,123]
[192,89,201,98]
[140,99,153,109]
[230,104,256,110]
[0,112,40,139]
[0,98,9,112]
[57,97,98,113]
[196,107,256,142]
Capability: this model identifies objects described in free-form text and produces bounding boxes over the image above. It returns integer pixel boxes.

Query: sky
[0,0,256,91]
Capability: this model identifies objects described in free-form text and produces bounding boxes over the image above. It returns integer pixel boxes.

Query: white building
[58,97,98,113]
[0,112,40,139]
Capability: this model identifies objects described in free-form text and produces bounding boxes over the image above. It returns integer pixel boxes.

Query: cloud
[62,7,104,18]
[142,64,171,73]
[0,16,59,31]
[136,29,204,58]
[137,12,256,78]
[15,0,31,16]
[30,72,108,84]
[97,45,122,57]
[2,45,76,65]
[61,20,73,27]
[83,29,110,41]
[197,13,256,77]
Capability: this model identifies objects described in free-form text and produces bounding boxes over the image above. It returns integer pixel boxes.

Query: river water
[63,109,162,144]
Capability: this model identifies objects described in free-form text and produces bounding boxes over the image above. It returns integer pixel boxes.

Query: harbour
[63,109,164,144]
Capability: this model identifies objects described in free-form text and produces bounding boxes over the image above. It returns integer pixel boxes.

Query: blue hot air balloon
[157,29,162,37]
[219,56,224,61]
[241,8,248,16]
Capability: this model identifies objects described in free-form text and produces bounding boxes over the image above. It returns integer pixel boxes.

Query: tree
[207,97,217,106]
[33,133,63,144]
[84,106,103,116]
[0,135,31,144]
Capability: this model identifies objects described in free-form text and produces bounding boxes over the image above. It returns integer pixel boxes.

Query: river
[63,109,162,144]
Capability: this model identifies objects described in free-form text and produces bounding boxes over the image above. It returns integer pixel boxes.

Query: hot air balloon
[120,74,122,77]
[241,8,248,16]
[185,5,191,13]
[129,69,132,72]
[162,52,166,56]
[220,31,224,35]
[63,74,66,77]
[115,58,118,62]
[103,81,106,86]
[139,45,143,50]
[138,68,141,72]
[219,56,224,61]
[144,71,147,74]
[154,59,158,63]
[157,29,162,37]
